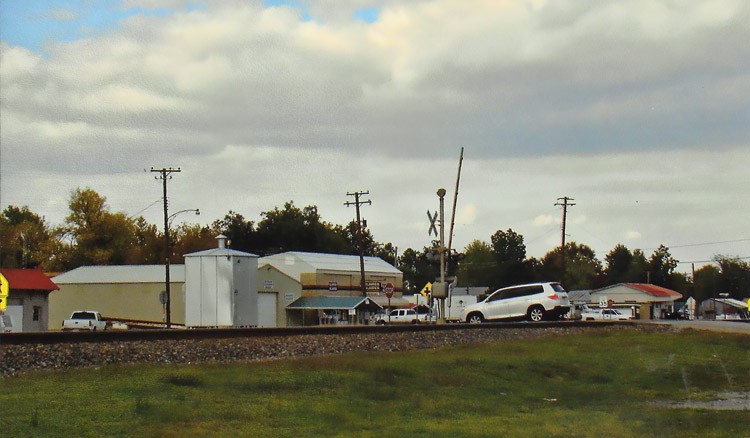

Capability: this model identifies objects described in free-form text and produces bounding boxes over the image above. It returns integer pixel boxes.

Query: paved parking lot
[647,319,750,334]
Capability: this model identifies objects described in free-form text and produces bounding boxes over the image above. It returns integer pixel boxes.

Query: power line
[641,238,750,251]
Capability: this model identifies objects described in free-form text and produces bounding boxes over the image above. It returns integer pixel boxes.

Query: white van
[460,282,570,323]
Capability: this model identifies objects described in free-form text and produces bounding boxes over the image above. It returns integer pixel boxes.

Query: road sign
[427,211,438,236]
[599,296,608,308]
[0,273,9,312]
[420,282,432,298]
[384,282,394,298]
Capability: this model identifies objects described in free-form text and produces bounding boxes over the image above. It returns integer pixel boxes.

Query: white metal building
[184,235,258,328]
[590,283,683,319]
[257,252,403,326]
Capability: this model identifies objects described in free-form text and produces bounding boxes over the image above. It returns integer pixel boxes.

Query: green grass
[2,329,749,437]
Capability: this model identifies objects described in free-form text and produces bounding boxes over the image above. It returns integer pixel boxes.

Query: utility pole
[345,191,371,297]
[554,196,575,285]
[151,167,181,328]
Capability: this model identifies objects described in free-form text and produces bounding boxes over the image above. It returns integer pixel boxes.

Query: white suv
[460,282,570,323]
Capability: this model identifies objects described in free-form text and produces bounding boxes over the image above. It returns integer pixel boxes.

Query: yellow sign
[0,272,9,312]
[420,282,432,298]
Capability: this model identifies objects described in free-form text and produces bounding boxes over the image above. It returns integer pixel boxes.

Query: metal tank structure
[184,235,259,327]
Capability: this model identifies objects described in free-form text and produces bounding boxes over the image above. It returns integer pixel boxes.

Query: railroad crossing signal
[427,210,438,236]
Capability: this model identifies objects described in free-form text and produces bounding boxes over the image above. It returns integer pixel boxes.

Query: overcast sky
[1,0,748,273]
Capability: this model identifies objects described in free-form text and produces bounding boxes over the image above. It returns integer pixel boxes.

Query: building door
[257,293,277,327]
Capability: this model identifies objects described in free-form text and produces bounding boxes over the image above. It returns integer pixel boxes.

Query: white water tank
[184,235,259,327]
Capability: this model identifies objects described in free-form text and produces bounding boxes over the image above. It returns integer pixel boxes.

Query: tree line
[1,188,748,303]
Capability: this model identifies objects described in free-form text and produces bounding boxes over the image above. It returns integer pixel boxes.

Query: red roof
[0,268,60,291]
[624,283,681,299]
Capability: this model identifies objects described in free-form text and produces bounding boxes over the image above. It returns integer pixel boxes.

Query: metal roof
[184,247,259,258]
[0,268,59,291]
[286,296,382,310]
[52,265,185,284]
[259,251,401,282]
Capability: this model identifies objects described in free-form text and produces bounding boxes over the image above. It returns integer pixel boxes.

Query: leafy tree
[253,202,355,256]
[490,228,533,288]
[714,255,750,298]
[625,249,649,283]
[211,211,257,253]
[0,205,53,269]
[693,264,720,302]
[540,242,602,290]
[398,247,440,295]
[646,245,678,288]
[604,244,633,284]
[127,217,163,264]
[456,240,495,287]
[63,188,137,267]
[171,224,216,262]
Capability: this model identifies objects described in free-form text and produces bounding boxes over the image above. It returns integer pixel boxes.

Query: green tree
[0,205,53,269]
[398,247,440,296]
[714,255,750,298]
[254,202,354,256]
[604,244,633,285]
[63,188,137,267]
[490,228,533,288]
[211,211,257,253]
[646,245,678,288]
[541,242,602,290]
[626,249,649,283]
[456,240,495,287]
[693,264,721,302]
[128,217,163,264]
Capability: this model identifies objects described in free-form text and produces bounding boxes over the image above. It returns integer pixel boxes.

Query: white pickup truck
[581,308,632,321]
[62,310,108,331]
[373,308,436,325]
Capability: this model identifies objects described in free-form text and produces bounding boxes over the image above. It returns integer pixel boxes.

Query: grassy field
[2,328,749,437]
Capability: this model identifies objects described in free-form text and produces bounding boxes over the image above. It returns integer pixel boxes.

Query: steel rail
[0,320,629,345]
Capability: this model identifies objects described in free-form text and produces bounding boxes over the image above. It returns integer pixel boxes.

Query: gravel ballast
[0,325,670,378]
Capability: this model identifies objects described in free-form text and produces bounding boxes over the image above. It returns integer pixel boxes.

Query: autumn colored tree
[0,205,53,269]
[63,188,137,267]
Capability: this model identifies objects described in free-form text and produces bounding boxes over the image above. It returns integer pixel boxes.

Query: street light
[163,208,200,328]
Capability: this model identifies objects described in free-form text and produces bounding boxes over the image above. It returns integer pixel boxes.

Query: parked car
[460,282,570,323]
[581,307,632,321]
[373,308,435,325]
[62,310,108,331]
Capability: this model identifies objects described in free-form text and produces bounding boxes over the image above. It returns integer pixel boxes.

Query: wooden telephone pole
[345,191,371,296]
[555,196,575,285]
[151,167,181,328]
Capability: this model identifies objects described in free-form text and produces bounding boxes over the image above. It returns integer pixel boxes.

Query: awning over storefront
[368,296,410,308]
[286,296,383,311]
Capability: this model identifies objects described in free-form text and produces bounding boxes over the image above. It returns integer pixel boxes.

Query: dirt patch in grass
[657,392,750,411]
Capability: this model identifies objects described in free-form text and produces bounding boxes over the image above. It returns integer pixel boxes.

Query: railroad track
[0,320,626,345]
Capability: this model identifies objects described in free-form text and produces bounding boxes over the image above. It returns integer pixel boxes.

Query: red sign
[384,282,394,299]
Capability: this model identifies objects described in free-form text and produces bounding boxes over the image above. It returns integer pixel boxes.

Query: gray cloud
[1,0,748,270]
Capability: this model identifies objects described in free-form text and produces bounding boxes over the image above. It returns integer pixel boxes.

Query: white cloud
[625,231,642,240]
[533,215,555,227]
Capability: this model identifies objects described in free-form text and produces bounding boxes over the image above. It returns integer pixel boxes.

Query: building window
[33,306,41,321]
